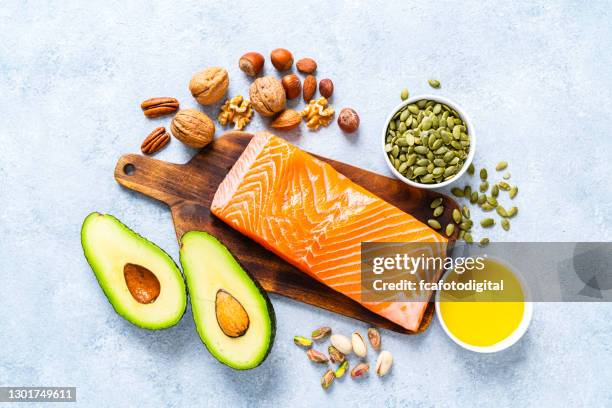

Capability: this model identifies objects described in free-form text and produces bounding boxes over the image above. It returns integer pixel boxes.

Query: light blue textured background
[1,1,611,406]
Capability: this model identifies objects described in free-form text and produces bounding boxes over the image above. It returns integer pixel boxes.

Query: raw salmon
[211,132,447,332]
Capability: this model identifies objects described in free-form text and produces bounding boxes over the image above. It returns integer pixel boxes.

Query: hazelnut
[303,75,316,102]
[270,48,293,71]
[319,79,334,98]
[296,58,317,74]
[281,74,301,99]
[171,109,215,148]
[239,52,264,76]
[249,76,286,117]
[337,108,359,133]
[189,67,229,105]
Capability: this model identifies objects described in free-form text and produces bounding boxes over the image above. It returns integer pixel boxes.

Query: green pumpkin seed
[452,208,462,224]
[414,146,429,155]
[421,174,434,183]
[421,118,433,131]
[480,218,495,228]
[451,187,464,197]
[478,194,487,205]
[427,219,442,229]
[417,99,427,108]
[413,167,428,176]
[495,161,508,171]
[432,167,444,177]
[509,186,518,199]
[401,88,409,100]
[406,154,417,166]
[408,104,419,114]
[498,181,511,190]
[432,139,443,150]
[481,203,494,211]
[464,185,472,197]
[480,168,488,180]
[491,184,499,197]
[445,223,455,237]
[400,110,409,121]
[462,205,470,219]
[507,206,518,217]
[444,166,456,177]
[480,181,489,192]
[496,206,508,217]
[428,79,441,88]
[468,163,475,175]
[427,163,434,173]
[464,233,473,244]
[385,144,392,153]
[433,206,444,217]
[398,162,409,173]
[479,238,490,247]
[430,197,443,208]
[443,151,455,163]
[486,196,498,207]
[459,220,473,231]
[470,192,478,204]
[396,138,409,147]
[501,219,510,231]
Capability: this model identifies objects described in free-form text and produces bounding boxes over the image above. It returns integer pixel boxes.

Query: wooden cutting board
[114,131,459,334]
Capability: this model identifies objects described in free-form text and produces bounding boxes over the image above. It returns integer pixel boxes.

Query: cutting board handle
[114,154,187,207]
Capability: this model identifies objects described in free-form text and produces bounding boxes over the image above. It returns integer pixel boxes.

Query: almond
[303,75,316,102]
[281,74,301,99]
[296,57,317,74]
[270,109,301,130]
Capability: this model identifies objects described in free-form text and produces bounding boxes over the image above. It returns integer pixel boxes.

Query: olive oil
[439,258,525,348]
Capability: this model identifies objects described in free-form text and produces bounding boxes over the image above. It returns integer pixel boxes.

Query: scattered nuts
[367,327,381,350]
[318,78,333,98]
[270,48,293,71]
[306,349,329,364]
[334,360,349,378]
[311,326,332,341]
[294,335,313,348]
[296,57,317,74]
[337,108,360,133]
[217,95,253,130]
[302,75,316,102]
[141,127,170,155]
[281,74,301,99]
[301,97,334,130]
[321,369,335,390]
[350,363,369,379]
[189,67,229,105]
[170,109,215,149]
[351,332,367,358]
[375,351,393,377]
[140,97,179,118]
[328,345,345,363]
[330,334,352,355]
[270,109,301,131]
[249,76,286,117]
[238,52,264,76]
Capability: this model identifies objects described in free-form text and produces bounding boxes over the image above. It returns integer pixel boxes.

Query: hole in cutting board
[123,163,136,175]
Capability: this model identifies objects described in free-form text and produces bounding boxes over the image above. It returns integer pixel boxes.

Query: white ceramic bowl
[382,95,476,189]
[435,257,533,353]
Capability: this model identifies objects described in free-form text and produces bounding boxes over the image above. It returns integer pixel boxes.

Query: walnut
[217,95,253,130]
[189,67,229,105]
[301,97,335,130]
[171,109,215,148]
[249,76,286,117]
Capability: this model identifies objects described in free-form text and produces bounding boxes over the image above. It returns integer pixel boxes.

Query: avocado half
[179,231,276,370]
[81,212,187,329]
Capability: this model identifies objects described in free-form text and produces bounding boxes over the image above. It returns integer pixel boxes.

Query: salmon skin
[211,132,447,332]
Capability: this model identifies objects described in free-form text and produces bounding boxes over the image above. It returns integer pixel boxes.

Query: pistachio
[502,218,510,231]
[479,238,490,246]
[351,332,367,358]
[491,184,499,198]
[464,233,474,244]
[481,203,495,211]
[400,88,409,101]
[459,221,473,231]
[350,363,369,379]
[498,181,511,191]
[452,209,462,224]
[495,161,508,171]
[451,187,465,197]
[445,223,455,237]
[294,335,312,348]
[311,326,332,341]
[470,192,478,204]
[375,351,393,377]
[328,345,345,363]
[478,194,487,205]
[467,163,475,175]
[307,349,329,363]
[428,79,441,88]
[479,181,489,192]
[464,185,472,198]
[330,334,352,355]
[427,219,442,230]
[335,360,349,378]
[509,186,519,199]
[480,168,488,181]
[430,197,443,209]
[433,206,444,218]
[486,196,498,207]
[367,328,381,351]
[321,369,335,390]
[503,172,511,180]
[462,205,470,219]
[496,206,508,217]
[480,218,495,228]
[507,206,518,218]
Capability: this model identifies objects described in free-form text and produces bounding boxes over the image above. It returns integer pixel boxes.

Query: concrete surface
[1,0,611,406]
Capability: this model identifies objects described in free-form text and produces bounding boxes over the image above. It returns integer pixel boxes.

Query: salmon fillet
[211,132,447,332]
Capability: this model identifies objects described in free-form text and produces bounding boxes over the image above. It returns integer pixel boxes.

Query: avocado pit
[215,289,250,337]
[123,263,161,304]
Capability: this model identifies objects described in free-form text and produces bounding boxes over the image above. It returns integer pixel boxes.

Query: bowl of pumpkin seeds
[382,95,475,189]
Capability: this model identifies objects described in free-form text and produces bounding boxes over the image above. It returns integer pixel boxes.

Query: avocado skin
[180,231,276,370]
[81,212,187,330]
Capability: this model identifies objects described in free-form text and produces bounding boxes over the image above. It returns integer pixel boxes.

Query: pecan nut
[140,97,179,118]
[141,127,170,155]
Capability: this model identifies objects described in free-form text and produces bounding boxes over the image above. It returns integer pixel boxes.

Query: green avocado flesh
[81,212,187,329]
[179,231,275,370]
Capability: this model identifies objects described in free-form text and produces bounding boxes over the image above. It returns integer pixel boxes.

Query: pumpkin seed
[414,146,429,155]
[398,162,408,173]
[462,205,470,219]
[451,188,464,197]
[413,167,427,176]
[480,218,495,228]
[464,233,473,244]
[443,166,456,178]
[427,219,442,229]
[467,163,475,175]
[433,206,444,217]
[480,168,488,180]
[452,209,462,224]
[459,220,473,231]
[498,181,511,190]
[432,167,444,177]
[408,104,419,114]
[501,219,510,231]
[392,145,399,157]
[481,203,494,211]
[445,223,455,237]
[401,88,409,100]
[428,79,441,88]
[479,181,489,192]
[479,238,490,246]
[491,184,499,197]
[495,161,508,171]
[430,197,443,208]
[421,174,434,183]
[470,192,478,204]
[507,206,518,217]
[399,110,409,121]
[496,205,508,217]
[385,144,392,153]
[464,185,472,197]
[406,154,417,166]
[486,196,498,207]
[509,186,518,199]
[477,194,486,205]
